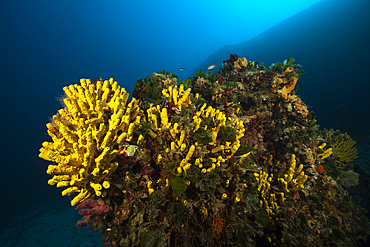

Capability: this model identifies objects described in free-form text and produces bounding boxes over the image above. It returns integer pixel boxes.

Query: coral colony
[39,55,369,246]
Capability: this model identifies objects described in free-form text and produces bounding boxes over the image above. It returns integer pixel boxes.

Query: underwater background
[0,0,369,246]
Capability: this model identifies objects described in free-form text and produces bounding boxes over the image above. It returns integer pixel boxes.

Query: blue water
[1,0,369,246]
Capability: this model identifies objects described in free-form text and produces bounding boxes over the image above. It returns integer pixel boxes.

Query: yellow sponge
[39,78,141,206]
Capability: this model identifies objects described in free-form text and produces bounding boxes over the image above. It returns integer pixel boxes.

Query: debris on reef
[39,55,369,246]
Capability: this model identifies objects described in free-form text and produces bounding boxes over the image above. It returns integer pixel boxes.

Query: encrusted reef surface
[39,55,369,246]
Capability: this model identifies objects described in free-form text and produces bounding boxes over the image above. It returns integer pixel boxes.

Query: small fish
[179,68,186,71]
[207,63,219,70]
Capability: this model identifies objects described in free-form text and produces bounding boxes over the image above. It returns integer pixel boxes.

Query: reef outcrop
[39,55,369,246]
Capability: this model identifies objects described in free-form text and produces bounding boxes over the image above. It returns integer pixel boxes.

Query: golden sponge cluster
[39,78,140,206]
